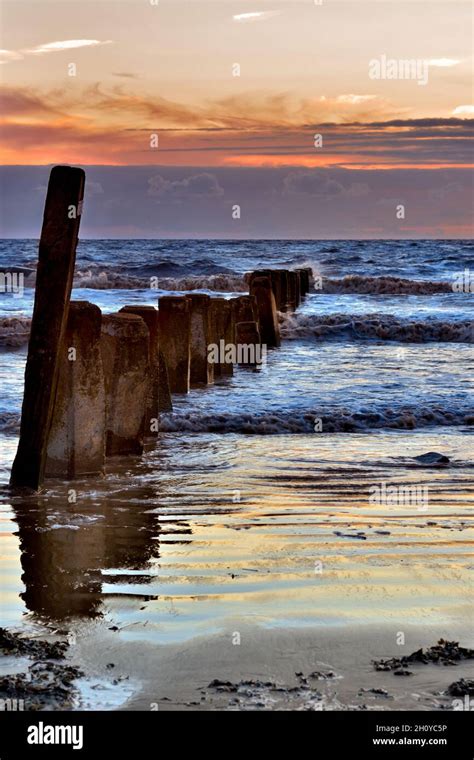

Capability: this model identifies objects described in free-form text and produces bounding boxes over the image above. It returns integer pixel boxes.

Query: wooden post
[286,271,298,311]
[269,271,283,311]
[120,305,161,436]
[250,275,280,348]
[158,296,191,393]
[295,268,309,297]
[249,269,283,311]
[235,321,262,366]
[118,304,173,418]
[10,166,85,490]
[294,271,301,308]
[157,348,173,412]
[45,301,106,478]
[100,313,150,455]
[186,293,214,385]
[230,295,259,326]
[279,270,290,312]
[209,298,235,377]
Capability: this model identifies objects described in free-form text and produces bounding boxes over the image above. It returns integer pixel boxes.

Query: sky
[0,0,472,238]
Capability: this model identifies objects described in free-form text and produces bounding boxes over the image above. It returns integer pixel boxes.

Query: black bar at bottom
[0,710,471,758]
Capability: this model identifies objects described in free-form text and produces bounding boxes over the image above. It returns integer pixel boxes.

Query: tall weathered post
[186,293,214,386]
[286,271,298,311]
[45,301,106,478]
[269,271,283,311]
[295,268,309,297]
[235,321,262,366]
[209,297,235,377]
[301,266,314,291]
[100,313,150,455]
[10,165,85,490]
[158,296,191,393]
[294,271,301,308]
[120,305,162,436]
[249,269,283,311]
[231,295,259,326]
[250,275,280,348]
[279,270,290,312]
[157,348,173,412]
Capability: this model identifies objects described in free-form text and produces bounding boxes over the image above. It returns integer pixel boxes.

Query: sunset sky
[0,0,472,237]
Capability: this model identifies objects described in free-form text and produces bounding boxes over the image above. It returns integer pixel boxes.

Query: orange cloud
[0,84,472,169]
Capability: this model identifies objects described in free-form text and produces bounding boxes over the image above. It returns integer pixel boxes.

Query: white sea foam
[0,316,31,347]
[280,312,474,343]
[2,311,472,350]
[2,404,471,436]
[320,275,452,295]
[0,412,21,433]
[72,269,247,292]
[159,406,473,435]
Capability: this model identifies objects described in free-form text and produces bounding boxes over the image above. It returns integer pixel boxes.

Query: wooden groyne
[9,167,313,489]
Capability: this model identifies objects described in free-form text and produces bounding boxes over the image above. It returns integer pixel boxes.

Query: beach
[0,238,473,711]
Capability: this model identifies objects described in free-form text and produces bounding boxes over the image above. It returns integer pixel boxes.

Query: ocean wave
[73,269,146,289]
[157,274,247,292]
[72,268,247,292]
[280,313,474,343]
[0,411,21,434]
[0,316,31,347]
[159,406,474,435]
[2,312,472,350]
[320,275,452,295]
[19,268,455,297]
[2,404,471,437]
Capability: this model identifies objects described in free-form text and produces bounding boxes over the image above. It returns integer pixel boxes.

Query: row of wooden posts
[30,267,313,482]
[8,166,312,491]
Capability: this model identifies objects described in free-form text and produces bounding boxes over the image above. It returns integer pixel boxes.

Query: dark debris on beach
[447,679,474,697]
[0,627,83,709]
[0,662,83,711]
[373,639,474,674]
[0,627,67,660]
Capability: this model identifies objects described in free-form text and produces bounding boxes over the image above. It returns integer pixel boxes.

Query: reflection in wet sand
[11,480,163,620]
[0,430,473,709]
[2,430,472,638]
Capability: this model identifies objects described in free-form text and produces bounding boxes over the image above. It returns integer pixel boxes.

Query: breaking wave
[159,406,474,435]
[2,404,472,437]
[0,316,31,347]
[0,412,21,434]
[319,275,453,295]
[280,313,474,343]
[72,268,247,292]
[23,267,456,298]
[2,312,472,350]
[156,274,246,292]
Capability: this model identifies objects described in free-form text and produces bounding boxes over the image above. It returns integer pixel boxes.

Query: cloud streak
[336,95,377,105]
[428,58,461,67]
[0,39,113,64]
[452,105,474,116]
[232,11,282,23]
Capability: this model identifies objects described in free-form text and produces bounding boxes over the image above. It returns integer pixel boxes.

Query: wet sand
[0,428,473,710]
[72,622,474,711]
